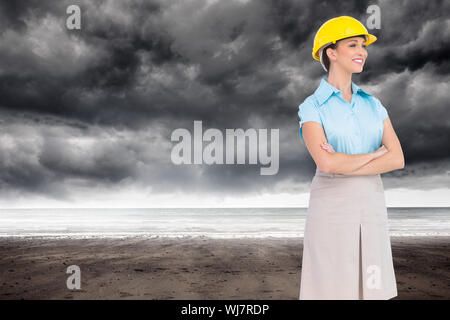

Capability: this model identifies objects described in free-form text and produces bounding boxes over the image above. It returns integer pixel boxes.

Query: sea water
[0,207,449,238]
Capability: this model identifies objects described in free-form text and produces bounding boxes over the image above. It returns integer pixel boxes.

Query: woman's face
[328,36,368,74]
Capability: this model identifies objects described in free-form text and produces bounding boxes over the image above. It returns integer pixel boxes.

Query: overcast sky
[0,0,449,208]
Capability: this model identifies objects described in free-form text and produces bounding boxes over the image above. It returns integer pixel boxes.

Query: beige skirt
[299,167,398,300]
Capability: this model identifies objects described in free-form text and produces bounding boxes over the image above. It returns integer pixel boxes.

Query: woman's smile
[352,58,364,65]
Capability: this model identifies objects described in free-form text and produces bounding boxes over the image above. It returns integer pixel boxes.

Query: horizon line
[1,206,449,210]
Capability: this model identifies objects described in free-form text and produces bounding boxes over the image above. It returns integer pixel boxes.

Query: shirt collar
[313,77,371,106]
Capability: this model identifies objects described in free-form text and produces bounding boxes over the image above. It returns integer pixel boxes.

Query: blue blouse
[298,77,389,155]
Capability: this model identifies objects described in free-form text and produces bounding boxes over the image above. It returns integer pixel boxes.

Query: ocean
[0,207,449,238]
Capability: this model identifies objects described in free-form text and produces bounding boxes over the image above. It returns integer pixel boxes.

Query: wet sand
[0,236,449,299]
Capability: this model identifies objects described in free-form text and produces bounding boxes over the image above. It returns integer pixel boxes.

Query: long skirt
[299,167,398,300]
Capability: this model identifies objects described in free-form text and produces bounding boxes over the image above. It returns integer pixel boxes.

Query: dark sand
[0,236,449,300]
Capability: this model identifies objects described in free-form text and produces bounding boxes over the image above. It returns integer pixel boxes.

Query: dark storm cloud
[0,110,203,199]
[0,1,59,31]
[0,0,449,203]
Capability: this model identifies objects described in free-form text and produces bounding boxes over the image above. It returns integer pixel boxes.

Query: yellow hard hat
[312,16,377,61]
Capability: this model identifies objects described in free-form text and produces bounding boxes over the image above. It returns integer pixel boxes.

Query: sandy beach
[0,236,449,300]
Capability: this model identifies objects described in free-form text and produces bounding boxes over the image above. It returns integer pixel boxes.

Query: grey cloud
[0,0,448,203]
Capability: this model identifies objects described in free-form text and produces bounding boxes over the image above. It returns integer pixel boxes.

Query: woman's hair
[322,35,366,72]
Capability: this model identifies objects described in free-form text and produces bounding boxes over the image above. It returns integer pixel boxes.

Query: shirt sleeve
[298,99,322,139]
[374,97,389,121]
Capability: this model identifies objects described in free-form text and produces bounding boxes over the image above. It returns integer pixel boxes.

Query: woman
[297,16,405,300]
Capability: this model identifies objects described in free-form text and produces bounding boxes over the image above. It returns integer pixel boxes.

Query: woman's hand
[320,142,335,153]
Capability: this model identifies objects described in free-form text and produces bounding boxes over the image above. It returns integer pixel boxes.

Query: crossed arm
[302,117,405,175]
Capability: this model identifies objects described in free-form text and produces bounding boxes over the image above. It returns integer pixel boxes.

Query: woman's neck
[326,71,353,96]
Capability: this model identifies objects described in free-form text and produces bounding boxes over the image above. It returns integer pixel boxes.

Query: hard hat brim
[313,33,377,61]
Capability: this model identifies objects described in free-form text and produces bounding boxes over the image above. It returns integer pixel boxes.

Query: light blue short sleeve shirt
[298,77,389,155]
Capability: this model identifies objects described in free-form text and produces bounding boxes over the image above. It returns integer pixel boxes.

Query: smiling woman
[297,16,405,300]
[321,36,367,73]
